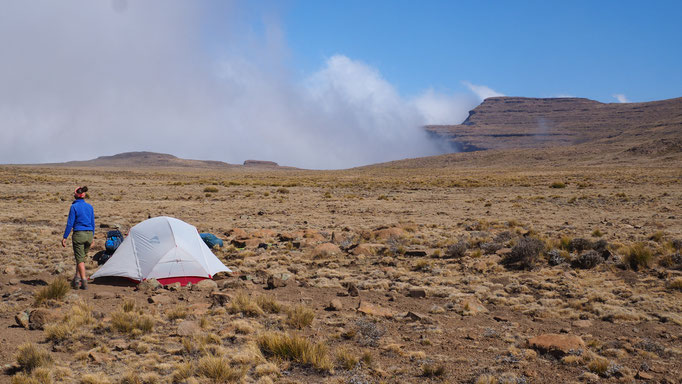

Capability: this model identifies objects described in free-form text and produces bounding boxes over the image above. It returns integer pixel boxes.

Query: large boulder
[176,320,200,336]
[373,227,406,241]
[192,279,218,292]
[29,308,60,330]
[528,334,585,357]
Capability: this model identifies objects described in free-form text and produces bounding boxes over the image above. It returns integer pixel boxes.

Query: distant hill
[46,151,293,169]
[426,96,682,152]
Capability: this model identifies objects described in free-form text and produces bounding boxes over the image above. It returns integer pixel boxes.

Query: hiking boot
[80,279,88,290]
[72,277,81,289]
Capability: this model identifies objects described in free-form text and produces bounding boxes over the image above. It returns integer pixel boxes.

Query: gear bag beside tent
[91,216,231,285]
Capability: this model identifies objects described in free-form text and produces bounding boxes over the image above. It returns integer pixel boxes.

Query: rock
[29,308,60,330]
[210,291,231,306]
[346,282,359,297]
[148,295,172,305]
[458,299,488,316]
[166,282,182,291]
[302,229,326,241]
[137,279,162,292]
[528,334,585,357]
[572,319,593,328]
[231,238,260,248]
[405,311,426,321]
[93,292,116,300]
[193,279,218,291]
[357,301,393,318]
[326,299,343,311]
[221,279,247,290]
[635,371,653,380]
[277,232,299,242]
[407,287,426,298]
[110,339,128,351]
[3,266,16,275]
[404,249,427,257]
[266,275,287,289]
[578,372,600,383]
[373,227,406,240]
[88,350,111,364]
[312,243,341,258]
[176,320,200,336]
[251,229,276,239]
[15,310,29,328]
[225,228,247,239]
[8,279,20,285]
[350,243,385,256]
[493,315,509,322]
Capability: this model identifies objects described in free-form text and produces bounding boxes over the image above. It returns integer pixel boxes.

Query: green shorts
[72,231,93,264]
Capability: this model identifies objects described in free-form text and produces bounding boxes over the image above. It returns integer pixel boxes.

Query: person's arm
[63,205,75,239]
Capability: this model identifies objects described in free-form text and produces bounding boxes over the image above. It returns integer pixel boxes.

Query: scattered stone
[221,279,247,290]
[350,243,386,256]
[347,282,359,297]
[405,311,426,321]
[93,292,116,300]
[312,243,341,258]
[326,299,343,311]
[166,282,182,291]
[210,291,231,306]
[8,279,20,285]
[277,232,299,242]
[373,227,405,240]
[458,299,488,316]
[528,334,585,357]
[148,295,172,305]
[493,315,509,322]
[29,308,60,330]
[176,320,200,336]
[572,319,593,328]
[429,305,445,314]
[407,287,426,298]
[266,275,287,289]
[110,340,128,351]
[3,266,16,275]
[137,279,162,292]
[225,228,247,239]
[404,249,427,257]
[635,371,653,380]
[578,372,600,383]
[357,301,393,318]
[193,279,218,292]
[15,310,29,328]
[89,350,111,364]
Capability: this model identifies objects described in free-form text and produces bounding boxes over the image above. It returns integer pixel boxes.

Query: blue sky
[236,0,682,103]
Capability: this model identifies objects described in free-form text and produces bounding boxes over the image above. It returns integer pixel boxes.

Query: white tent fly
[91,216,231,285]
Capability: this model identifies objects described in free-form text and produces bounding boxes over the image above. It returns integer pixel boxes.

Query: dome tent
[91,216,231,285]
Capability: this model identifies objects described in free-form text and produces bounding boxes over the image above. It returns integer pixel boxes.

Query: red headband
[74,187,86,198]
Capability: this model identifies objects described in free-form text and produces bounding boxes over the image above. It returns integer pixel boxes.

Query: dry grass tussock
[229,291,265,317]
[257,331,332,371]
[197,354,247,382]
[111,301,155,335]
[15,343,53,377]
[11,367,53,384]
[44,300,95,342]
[34,278,70,306]
[286,304,315,329]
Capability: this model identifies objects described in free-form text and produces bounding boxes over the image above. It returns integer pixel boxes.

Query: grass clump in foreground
[45,300,95,343]
[15,343,53,373]
[110,301,154,335]
[34,278,70,306]
[229,292,264,317]
[622,242,653,270]
[286,304,315,329]
[197,355,246,383]
[257,332,332,371]
[11,367,53,384]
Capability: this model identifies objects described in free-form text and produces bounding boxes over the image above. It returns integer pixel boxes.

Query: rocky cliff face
[427,97,682,152]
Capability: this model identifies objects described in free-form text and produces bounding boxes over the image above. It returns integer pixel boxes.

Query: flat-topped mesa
[243,160,279,167]
[426,96,682,152]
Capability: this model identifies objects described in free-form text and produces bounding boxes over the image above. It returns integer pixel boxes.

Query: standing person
[61,186,95,289]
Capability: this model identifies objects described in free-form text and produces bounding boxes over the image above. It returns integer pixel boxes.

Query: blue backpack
[105,230,124,253]
[200,233,224,249]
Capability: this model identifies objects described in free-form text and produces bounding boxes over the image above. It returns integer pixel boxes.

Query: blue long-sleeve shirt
[63,199,95,239]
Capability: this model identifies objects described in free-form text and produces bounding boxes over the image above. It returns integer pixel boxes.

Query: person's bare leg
[78,262,87,289]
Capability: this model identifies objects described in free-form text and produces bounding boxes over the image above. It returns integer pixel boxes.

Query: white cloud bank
[613,94,630,103]
[463,81,505,101]
[0,1,492,169]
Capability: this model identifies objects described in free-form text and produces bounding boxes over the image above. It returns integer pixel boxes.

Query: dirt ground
[0,164,680,384]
